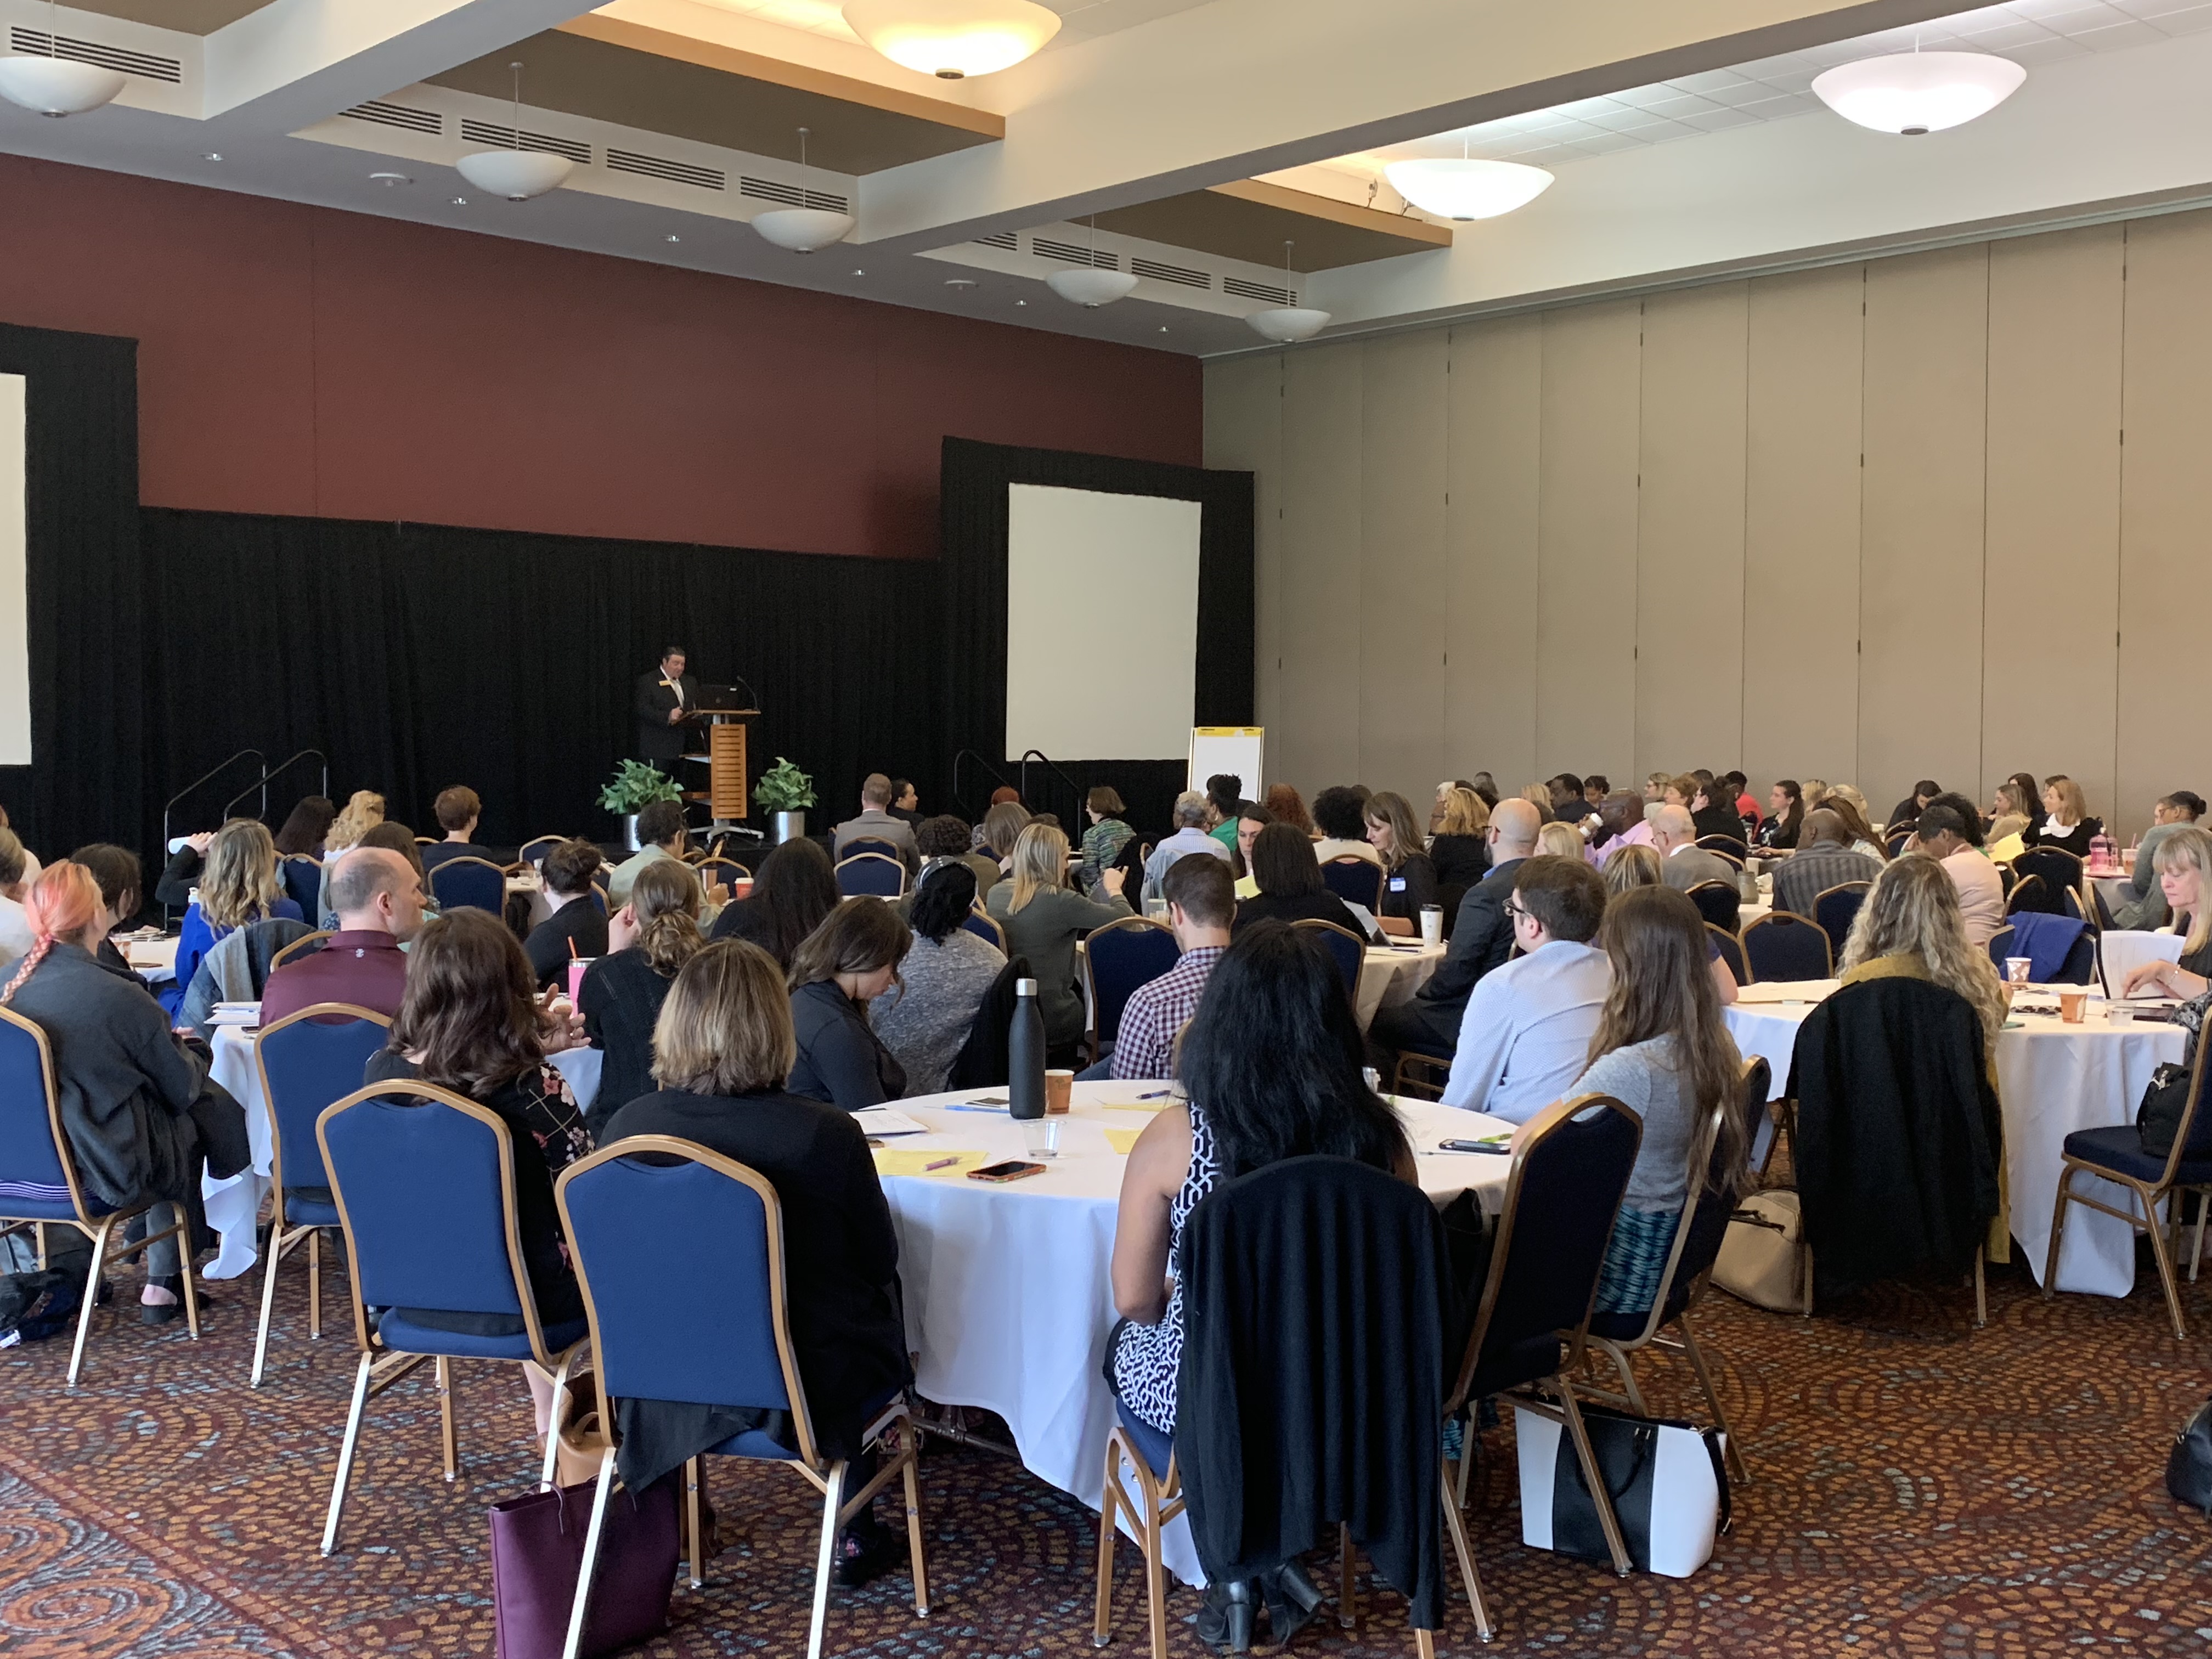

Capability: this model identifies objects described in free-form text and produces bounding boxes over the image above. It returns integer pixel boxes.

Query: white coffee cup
[1419,905,1443,946]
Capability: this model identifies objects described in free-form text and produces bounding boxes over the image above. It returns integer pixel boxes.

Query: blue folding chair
[249,1005,393,1387]
[518,835,566,866]
[1291,918,1366,1002]
[315,1082,588,1555]
[961,909,1007,951]
[281,854,324,918]
[1082,916,1181,1065]
[1707,923,1747,987]
[1685,879,1742,934]
[555,1139,928,1659]
[1813,881,1870,956]
[0,1008,201,1384]
[1447,1091,1645,1630]
[835,853,906,898]
[1741,911,1833,982]
[2015,847,2086,912]
[428,855,509,915]
[1319,856,1384,913]
[842,837,905,865]
[1985,923,2016,970]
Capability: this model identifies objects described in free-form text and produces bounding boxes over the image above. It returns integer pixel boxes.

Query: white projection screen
[0,374,27,766]
[1005,483,1202,760]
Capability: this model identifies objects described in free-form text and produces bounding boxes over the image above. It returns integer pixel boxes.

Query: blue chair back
[2015,848,2084,904]
[1707,924,1747,986]
[843,838,903,864]
[1085,918,1181,1045]
[258,1008,393,1195]
[1985,923,2016,969]
[1291,919,1364,998]
[1458,1093,1640,1393]
[319,1087,525,1320]
[0,1011,81,1221]
[281,856,323,917]
[2006,911,2090,984]
[1319,857,1383,912]
[1813,883,1869,953]
[961,910,1006,951]
[1685,881,1741,933]
[1741,912,1833,982]
[428,856,507,915]
[836,853,905,897]
[557,1143,806,1452]
[518,836,564,866]
[1664,1059,1770,1323]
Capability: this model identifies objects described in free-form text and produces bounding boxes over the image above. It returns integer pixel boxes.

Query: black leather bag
[2166,1398,2212,1514]
[2136,1063,2194,1158]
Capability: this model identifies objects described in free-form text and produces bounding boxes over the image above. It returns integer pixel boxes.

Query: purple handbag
[488,1472,678,1659]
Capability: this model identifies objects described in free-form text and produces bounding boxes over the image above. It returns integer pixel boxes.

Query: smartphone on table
[967,1160,1048,1183]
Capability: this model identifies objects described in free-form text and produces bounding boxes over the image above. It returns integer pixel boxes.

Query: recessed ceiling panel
[1094,180,1451,273]
[67,0,274,30]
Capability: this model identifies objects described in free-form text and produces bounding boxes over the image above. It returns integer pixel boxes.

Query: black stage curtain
[138,510,944,856]
[938,437,1254,835]
[0,323,144,864]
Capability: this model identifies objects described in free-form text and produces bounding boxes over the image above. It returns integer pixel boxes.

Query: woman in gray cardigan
[985,823,1132,1050]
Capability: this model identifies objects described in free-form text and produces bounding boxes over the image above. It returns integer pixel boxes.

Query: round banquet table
[201,1023,605,1279]
[1355,941,1446,1028]
[1724,983,2187,1297]
[878,1079,1515,1585]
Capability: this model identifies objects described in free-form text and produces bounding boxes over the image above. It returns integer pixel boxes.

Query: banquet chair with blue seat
[1694,836,1747,866]
[1741,911,1832,983]
[427,855,508,916]
[1707,923,1748,986]
[1813,882,1871,957]
[841,837,904,866]
[0,1007,200,1384]
[2004,912,2092,984]
[554,1138,928,1659]
[1082,916,1181,1065]
[281,855,324,919]
[1321,856,1385,913]
[315,1082,589,1556]
[1446,1091,1644,1632]
[1985,923,2016,969]
[2044,1030,2212,1341]
[834,853,906,898]
[1685,880,1742,934]
[2016,847,2086,910]
[1580,1058,1770,1488]
[249,1005,393,1388]
[961,909,1007,952]
[1290,918,1366,1002]
[517,834,565,867]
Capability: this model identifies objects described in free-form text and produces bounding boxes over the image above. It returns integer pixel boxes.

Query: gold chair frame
[269,929,332,970]
[1322,855,1386,913]
[965,906,1008,952]
[1704,921,1750,988]
[1739,911,1833,980]
[0,1007,201,1384]
[834,851,909,898]
[427,855,514,910]
[314,1081,588,1556]
[248,1003,392,1387]
[2044,1034,2212,1340]
[553,1137,928,1659]
[1082,914,1179,1066]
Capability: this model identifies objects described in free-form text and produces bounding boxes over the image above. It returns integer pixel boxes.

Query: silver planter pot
[620,813,641,851]
[772,810,806,844]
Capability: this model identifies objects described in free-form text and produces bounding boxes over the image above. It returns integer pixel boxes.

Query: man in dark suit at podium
[634,645,699,765]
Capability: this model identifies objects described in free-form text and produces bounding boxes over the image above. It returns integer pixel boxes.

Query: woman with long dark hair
[871,861,1005,1094]
[709,836,839,968]
[787,896,913,1109]
[1757,779,1805,851]
[1233,822,1372,940]
[273,795,338,858]
[1107,922,1413,1646]
[1363,788,1439,932]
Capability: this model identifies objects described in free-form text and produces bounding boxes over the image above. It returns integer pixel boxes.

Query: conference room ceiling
[3,0,2211,357]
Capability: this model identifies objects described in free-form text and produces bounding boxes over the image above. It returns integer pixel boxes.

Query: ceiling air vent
[343,100,442,136]
[975,230,1017,251]
[458,120,590,166]
[1131,257,1210,289]
[8,27,179,81]
[1223,277,1296,305]
[738,177,849,213]
[606,148,724,190]
[1032,238,1118,268]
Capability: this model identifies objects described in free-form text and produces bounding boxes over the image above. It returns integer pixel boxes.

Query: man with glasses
[1440,856,1611,1121]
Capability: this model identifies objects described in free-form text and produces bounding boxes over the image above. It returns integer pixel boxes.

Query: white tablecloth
[1725,985,2186,1296]
[201,1025,603,1279]
[1355,942,1446,1028]
[881,1080,1513,1584]
[125,934,178,985]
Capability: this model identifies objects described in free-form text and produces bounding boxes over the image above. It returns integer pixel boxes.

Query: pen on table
[1136,1088,1173,1101]
[924,1155,962,1172]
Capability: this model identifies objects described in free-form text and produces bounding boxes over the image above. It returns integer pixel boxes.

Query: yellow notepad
[1104,1128,1143,1155]
[1101,1098,1175,1113]
[872,1149,988,1178]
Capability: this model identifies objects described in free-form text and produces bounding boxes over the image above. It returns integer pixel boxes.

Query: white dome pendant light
[1246,240,1329,343]
[1045,216,1137,307]
[0,0,126,117]
[455,62,573,200]
[1384,137,1551,222]
[1812,40,2026,135]
[751,127,856,252]
[843,0,1060,79]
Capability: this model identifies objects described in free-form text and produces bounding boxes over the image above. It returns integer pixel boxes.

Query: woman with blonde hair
[2121,825,2212,995]
[325,790,386,855]
[1838,855,2008,1058]
[1537,821,1587,864]
[1363,789,1438,933]
[1602,843,1738,1005]
[1520,782,1556,822]
[170,819,304,1014]
[1819,788,1889,862]
[578,858,707,1132]
[1429,786,1491,893]
[985,822,1132,1052]
[2023,775,2103,859]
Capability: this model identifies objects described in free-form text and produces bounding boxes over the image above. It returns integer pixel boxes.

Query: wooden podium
[679,702,757,832]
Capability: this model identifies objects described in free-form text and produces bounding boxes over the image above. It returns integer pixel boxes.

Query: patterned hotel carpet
[4,1254,2212,1658]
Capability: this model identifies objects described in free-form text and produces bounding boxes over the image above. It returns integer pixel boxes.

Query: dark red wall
[0,153,1201,557]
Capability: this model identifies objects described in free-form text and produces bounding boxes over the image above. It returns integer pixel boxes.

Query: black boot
[1262,1559,1326,1649]
[1194,1578,1257,1654]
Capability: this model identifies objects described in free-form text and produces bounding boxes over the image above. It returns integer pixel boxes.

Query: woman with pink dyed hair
[1,862,249,1321]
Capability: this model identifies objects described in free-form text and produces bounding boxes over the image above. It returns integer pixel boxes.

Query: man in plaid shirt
[1107,853,1235,1081]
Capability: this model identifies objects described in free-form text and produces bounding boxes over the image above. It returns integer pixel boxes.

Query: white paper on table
[1735,979,1840,1005]
[206,1003,262,1026]
[851,1107,931,1137]
[2100,931,2186,997]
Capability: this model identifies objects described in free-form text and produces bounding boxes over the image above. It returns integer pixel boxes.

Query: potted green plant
[598,759,682,850]
[753,757,816,844]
